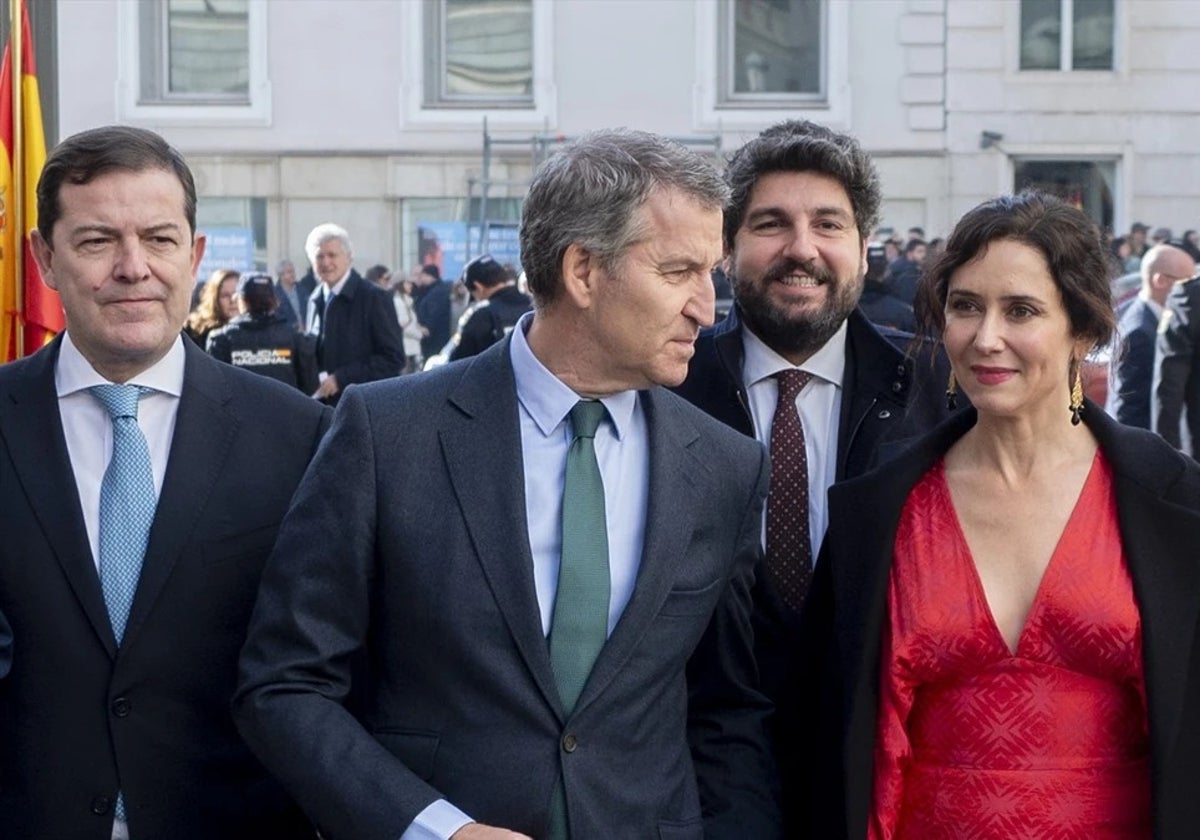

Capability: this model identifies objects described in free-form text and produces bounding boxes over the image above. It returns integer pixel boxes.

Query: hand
[312,374,339,400]
[451,824,532,840]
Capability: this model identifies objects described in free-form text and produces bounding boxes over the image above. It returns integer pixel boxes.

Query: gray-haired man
[235,129,781,840]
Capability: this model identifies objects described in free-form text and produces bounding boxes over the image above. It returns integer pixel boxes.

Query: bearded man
[672,119,952,831]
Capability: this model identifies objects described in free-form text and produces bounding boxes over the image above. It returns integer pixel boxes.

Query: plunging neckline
[936,451,1102,657]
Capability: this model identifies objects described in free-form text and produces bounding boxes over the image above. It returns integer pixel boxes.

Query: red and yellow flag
[0,0,60,361]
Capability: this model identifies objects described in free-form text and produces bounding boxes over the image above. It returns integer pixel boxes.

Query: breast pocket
[201,524,280,566]
[657,577,724,617]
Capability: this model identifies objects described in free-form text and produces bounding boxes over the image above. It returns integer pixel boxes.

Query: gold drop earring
[1069,360,1084,426]
[946,371,957,411]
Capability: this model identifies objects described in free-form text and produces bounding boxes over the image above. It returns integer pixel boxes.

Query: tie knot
[776,369,812,401]
[569,400,607,440]
[90,384,149,420]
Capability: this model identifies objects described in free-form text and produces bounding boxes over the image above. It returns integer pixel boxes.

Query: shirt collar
[1137,289,1164,319]
[324,269,352,298]
[741,318,848,389]
[509,311,636,440]
[55,331,186,397]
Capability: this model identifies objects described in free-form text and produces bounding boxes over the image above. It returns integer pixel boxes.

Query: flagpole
[10,0,23,358]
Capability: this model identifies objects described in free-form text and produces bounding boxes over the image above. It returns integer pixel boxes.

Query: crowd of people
[1,116,1199,840]
[177,235,530,406]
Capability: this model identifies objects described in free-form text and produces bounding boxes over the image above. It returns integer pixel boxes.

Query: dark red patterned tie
[766,369,813,615]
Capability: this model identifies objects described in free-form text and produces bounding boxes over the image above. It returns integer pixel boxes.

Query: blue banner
[417,222,522,282]
[196,227,255,283]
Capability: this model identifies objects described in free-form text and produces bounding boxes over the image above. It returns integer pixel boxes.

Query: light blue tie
[547,400,610,840]
[90,384,157,645]
[91,384,157,824]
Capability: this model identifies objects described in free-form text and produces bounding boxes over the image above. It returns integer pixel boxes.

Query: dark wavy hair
[914,191,1114,352]
[38,125,197,243]
[723,119,881,249]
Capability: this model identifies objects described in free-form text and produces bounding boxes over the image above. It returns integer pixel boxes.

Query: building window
[401,197,524,280]
[424,0,534,108]
[139,0,250,103]
[1014,159,1115,230]
[719,0,824,106]
[196,197,268,276]
[1020,0,1114,71]
[117,0,269,124]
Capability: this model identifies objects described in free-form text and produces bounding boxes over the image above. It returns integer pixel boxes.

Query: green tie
[546,401,610,840]
[549,400,611,713]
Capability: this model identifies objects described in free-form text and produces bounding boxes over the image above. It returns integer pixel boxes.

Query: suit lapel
[0,340,117,654]
[122,343,239,649]
[837,311,910,479]
[1091,407,1200,777]
[440,343,563,715]
[573,389,703,716]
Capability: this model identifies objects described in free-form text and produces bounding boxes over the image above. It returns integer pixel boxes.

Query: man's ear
[190,232,208,279]
[560,242,599,309]
[30,229,57,291]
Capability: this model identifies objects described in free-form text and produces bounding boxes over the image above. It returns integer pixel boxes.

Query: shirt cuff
[400,799,473,840]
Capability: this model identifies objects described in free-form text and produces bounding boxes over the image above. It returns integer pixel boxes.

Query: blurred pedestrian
[184,268,238,348]
[207,272,319,393]
[303,224,405,404]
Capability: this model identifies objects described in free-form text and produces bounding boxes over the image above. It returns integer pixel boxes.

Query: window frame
[1016,0,1118,74]
[116,0,272,126]
[717,0,827,108]
[693,0,849,130]
[399,0,556,129]
[424,0,535,109]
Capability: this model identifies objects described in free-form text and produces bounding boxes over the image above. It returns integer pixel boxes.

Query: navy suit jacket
[801,402,1200,839]
[0,336,330,839]
[235,337,782,840]
[307,270,405,401]
[1107,296,1158,429]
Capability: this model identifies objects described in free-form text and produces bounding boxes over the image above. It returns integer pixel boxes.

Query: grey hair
[275,258,295,274]
[519,128,729,307]
[724,119,881,249]
[304,223,354,264]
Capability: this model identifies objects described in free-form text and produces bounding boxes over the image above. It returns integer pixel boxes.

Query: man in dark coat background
[304,222,405,403]
[1109,242,1194,429]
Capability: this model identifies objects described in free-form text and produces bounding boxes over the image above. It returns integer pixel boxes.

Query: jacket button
[91,795,112,815]
[562,733,578,753]
[878,409,892,420]
[892,381,904,394]
[111,697,131,718]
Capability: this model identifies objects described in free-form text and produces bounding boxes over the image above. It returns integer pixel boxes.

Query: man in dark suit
[1,125,330,839]
[304,223,404,403]
[273,258,307,331]
[1109,243,1194,429]
[235,129,780,840]
[671,119,950,828]
[1153,250,1200,452]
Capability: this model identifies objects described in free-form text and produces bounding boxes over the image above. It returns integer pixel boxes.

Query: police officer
[447,254,532,361]
[207,273,319,393]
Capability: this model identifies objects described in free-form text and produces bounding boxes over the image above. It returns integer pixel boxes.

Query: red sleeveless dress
[869,453,1151,839]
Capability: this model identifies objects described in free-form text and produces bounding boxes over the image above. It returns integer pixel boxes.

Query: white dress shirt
[54,331,185,840]
[741,321,847,562]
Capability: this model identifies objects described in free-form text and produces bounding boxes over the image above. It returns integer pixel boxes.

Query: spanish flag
[0,0,60,361]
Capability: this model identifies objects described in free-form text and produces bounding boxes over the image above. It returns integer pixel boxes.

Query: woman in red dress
[799,192,1200,839]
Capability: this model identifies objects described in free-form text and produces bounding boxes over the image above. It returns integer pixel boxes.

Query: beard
[731,257,863,361]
